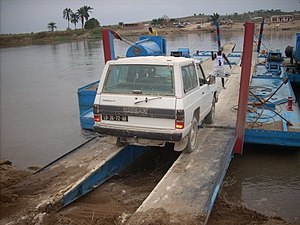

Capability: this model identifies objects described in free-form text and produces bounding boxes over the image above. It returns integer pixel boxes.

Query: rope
[254,32,270,52]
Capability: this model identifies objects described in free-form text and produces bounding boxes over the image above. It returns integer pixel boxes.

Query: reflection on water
[0,30,299,223]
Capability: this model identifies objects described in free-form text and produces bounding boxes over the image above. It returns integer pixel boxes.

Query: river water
[0,30,299,223]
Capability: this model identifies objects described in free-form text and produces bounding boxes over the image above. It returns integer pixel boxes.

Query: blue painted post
[257,18,265,53]
[216,21,221,50]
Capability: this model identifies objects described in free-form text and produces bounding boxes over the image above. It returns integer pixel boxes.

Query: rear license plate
[102,114,128,122]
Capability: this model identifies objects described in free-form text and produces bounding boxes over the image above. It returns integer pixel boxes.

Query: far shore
[1,21,299,48]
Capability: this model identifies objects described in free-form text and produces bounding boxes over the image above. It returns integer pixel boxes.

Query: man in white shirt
[211,47,232,89]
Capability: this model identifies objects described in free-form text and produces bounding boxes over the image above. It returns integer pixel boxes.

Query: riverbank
[1,21,299,48]
[0,161,294,225]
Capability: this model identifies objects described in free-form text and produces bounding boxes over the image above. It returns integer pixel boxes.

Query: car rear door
[96,63,177,130]
[196,62,212,118]
[98,94,177,130]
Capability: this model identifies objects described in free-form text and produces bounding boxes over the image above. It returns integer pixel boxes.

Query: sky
[0,0,299,34]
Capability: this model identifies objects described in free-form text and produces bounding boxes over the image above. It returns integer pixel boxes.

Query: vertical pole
[102,29,116,63]
[257,18,264,53]
[234,22,255,154]
[216,21,221,50]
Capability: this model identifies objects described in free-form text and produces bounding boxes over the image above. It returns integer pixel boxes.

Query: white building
[271,15,293,23]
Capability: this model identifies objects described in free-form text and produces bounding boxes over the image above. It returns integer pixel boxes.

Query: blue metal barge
[193,33,300,148]
[77,81,98,130]
[243,34,300,147]
[77,31,300,148]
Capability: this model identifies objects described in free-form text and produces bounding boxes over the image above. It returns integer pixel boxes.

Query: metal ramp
[1,137,149,224]
[127,128,235,225]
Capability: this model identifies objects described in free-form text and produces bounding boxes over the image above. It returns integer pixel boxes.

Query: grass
[0,28,105,48]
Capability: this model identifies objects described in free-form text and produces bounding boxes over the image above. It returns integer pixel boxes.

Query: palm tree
[70,12,79,29]
[47,22,57,32]
[210,13,220,25]
[63,8,73,29]
[82,5,93,22]
[77,5,93,29]
[77,7,85,29]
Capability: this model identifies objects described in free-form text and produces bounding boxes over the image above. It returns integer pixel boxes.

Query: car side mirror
[207,74,215,85]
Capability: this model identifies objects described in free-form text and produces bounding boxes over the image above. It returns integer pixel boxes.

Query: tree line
[149,9,299,28]
[48,5,96,32]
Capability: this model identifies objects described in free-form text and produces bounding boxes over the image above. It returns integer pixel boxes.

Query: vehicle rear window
[103,64,174,95]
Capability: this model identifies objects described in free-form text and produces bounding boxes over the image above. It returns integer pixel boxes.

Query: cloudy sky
[0,0,299,34]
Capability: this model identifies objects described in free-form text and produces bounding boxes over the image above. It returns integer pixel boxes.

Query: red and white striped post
[234,22,255,154]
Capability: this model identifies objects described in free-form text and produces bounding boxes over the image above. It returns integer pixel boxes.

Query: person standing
[148,26,158,36]
[211,47,232,89]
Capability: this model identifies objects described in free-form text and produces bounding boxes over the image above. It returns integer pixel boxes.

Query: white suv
[93,56,217,152]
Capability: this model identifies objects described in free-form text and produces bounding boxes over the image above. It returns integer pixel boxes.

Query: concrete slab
[127,128,236,225]
[213,52,257,128]
[213,65,242,127]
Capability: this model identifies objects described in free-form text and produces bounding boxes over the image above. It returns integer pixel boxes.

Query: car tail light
[175,110,184,129]
[93,104,101,122]
[175,121,184,129]
[94,114,101,122]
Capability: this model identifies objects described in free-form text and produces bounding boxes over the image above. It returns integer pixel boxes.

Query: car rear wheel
[204,97,215,124]
[185,116,198,153]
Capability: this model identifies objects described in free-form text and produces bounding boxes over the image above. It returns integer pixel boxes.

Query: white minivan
[93,56,217,152]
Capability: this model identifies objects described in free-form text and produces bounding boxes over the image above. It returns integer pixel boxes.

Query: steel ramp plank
[31,137,126,210]
[3,137,148,224]
[62,144,148,206]
[128,127,235,225]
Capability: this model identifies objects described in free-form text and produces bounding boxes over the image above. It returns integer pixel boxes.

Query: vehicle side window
[105,66,121,87]
[182,65,198,92]
[196,63,206,86]
[182,67,191,92]
[188,64,198,88]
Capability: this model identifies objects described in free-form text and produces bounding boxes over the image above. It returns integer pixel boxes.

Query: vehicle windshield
[103,64,174,95]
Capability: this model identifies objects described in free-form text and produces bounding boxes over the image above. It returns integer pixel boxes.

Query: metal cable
[254,32,270,52]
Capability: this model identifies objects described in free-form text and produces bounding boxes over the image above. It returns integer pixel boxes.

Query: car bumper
[94,125,182,141]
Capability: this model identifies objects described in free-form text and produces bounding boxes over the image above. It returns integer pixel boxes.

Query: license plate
[102,114,128,122]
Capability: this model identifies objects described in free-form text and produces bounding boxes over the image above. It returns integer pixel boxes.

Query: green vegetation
[47,22,57,32]
[70,12,79,29]
[77,6,93,29]
[85,18,100,29]
[63,8,73,29]
[0,29,94,47]
[210,13,220,25]
[63,5,93,30]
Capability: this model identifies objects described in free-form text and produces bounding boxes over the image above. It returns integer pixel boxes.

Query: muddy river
[0,31,299,223]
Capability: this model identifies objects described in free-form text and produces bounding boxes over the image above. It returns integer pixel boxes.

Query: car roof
[108,56,197,65]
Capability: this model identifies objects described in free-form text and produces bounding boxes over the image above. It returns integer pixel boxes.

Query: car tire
[205,97,215,124]
[116,137,127,147]
[185,116,198,153]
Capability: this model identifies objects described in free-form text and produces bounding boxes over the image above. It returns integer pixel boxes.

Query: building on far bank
[271,15,293,23]
[293,13,300,20]
[122,23,144,29]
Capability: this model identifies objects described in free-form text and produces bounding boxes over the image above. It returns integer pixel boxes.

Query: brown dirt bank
[0,161,294,225]
[1,21,299,48]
